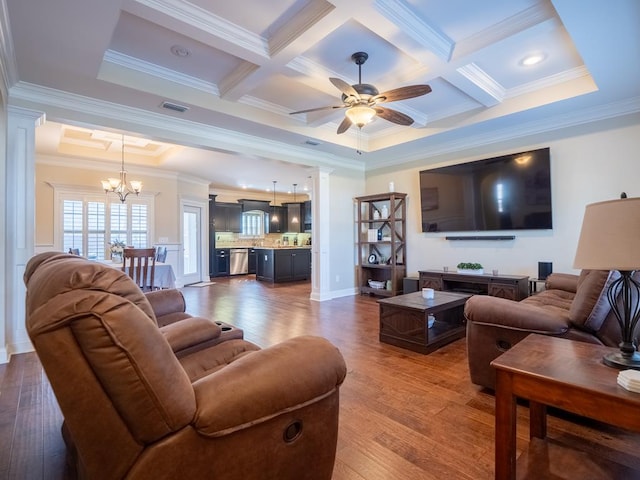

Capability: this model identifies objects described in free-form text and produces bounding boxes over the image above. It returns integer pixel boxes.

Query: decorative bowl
[368,280,386,289]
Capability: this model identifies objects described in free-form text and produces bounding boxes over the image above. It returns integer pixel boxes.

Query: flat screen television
[419,147,552,233]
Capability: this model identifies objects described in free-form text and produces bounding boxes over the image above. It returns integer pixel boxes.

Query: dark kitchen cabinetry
[303,200,312,232]
[256,248,311,283]
[274,248,311,282]
[268,206,287,233]
[213,248,230,277]
[215,202,242,233]
[256,249,274,281]
[238,199,271,213]
[282,202,312,233]
[248,248,257,274]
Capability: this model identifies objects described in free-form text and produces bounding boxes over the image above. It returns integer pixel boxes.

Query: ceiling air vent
[304,140,321,146]
[161,101,189,113]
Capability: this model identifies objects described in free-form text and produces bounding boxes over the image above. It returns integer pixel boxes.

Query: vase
[111,253,122,263]
[457,268,484,275]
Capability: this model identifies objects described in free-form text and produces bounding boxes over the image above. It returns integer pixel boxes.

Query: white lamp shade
[345,105,376,127]
[574,197,640,271]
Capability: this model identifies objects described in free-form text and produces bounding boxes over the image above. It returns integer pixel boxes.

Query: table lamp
[573,196,640,369]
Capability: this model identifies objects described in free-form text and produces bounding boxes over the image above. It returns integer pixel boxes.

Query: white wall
[365,116,640,279]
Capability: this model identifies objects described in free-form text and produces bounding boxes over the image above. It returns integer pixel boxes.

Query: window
[57,189,153,259]
[241,210,265,237]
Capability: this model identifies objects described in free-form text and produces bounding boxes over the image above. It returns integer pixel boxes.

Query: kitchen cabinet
[214,202,242,233]
[213,248,230,277]
[355,192,407,297]
[282,202,303,233]
[256,248,311,283]
[303,200,312,232]
[268,206,287,233]
[248,248,257,274]
[256,249,274,281]
[238,199,271,213]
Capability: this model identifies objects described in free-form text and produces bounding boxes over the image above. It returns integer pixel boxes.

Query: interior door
[182,205,202,285]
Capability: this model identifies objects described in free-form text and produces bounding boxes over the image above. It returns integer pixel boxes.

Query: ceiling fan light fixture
[346,104,376,128]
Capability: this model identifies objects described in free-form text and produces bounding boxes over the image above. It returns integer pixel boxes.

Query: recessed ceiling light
[170,45,191,58]
[520,53,546,67]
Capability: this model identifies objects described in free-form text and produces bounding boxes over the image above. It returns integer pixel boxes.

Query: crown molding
[267,0,334,56]
[132,0,269,59]
[374,0,453,61]
[368,96,640,170]
[453,3,555,60]
[457,63,506,104]
[506,66,591,99]
[0,0,17,91]
[10,82,364,172]
[102,50,220,96]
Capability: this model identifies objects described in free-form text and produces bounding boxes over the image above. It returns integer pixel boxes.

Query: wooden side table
[491,334,640,480]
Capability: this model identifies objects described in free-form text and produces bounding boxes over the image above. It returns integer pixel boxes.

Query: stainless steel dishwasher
[229,248,249,275]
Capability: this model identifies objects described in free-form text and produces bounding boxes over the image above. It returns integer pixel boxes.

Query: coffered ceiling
[5,0,640,192]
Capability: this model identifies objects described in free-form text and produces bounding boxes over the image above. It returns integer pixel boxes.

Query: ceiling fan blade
[337,116,352,134]
[290,105,346,115]
[374,85,432,103]
[329,78,360,100]
[374,107,414,126]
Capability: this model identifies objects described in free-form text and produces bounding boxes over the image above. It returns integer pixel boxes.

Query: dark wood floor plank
[4,276,640,479]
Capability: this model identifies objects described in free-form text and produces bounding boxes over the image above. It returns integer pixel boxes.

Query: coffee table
[378,290,471,354]
[492,334,640,480]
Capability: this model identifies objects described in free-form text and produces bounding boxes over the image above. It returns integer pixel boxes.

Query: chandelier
[101,134,142,203]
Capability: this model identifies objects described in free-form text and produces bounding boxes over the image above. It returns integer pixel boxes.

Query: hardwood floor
[3,276,640,479]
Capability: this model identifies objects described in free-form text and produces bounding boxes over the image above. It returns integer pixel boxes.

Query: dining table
[98,259,177,289]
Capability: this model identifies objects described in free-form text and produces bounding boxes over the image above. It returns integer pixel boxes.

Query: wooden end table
[378,290,471,354]
[491,334,640,480]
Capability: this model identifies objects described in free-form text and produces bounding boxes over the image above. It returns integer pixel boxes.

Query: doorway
[181,203,205,285]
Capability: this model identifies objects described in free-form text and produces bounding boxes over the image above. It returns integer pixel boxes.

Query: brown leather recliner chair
[465,270,625,390]
[24,252,347,480]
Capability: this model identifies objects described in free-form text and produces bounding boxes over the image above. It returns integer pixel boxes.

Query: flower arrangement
[110,239,125,255]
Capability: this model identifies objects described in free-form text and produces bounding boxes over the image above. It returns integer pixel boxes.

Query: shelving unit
[355,192,407,297]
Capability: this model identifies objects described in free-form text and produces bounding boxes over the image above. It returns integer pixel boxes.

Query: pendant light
[101,134,143,202]
[291,183,299,224]
[271,181,279,222]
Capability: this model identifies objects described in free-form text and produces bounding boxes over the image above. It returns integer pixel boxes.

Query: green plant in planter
[457,262,483,270]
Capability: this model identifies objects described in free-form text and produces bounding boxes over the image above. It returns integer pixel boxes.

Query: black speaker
[538,262,552,280]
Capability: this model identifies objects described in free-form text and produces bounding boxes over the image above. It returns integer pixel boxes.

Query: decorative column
[309,166,333,302]
[2,106,44,362]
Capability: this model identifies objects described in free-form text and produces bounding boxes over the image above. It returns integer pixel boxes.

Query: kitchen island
[255,247,311,283]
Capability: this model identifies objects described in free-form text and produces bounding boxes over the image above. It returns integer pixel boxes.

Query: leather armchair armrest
[145,289,186,318]
[192,336,347,437]
[160,317,221,355]
[465,295,570,335]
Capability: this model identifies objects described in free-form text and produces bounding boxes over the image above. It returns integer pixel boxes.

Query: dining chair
[155,246,167,263]
[122,247,157,291]
[68,248,80,255]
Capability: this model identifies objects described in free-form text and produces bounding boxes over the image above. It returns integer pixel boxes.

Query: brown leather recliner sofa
[24,252,347,480]
[465,269,624,390]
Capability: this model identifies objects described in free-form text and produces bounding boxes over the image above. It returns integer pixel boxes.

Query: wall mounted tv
[419,147,552,233]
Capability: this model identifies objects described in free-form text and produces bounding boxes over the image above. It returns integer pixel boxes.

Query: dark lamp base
[603,351,640,370]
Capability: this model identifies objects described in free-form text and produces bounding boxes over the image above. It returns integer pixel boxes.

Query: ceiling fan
[290,52,432,134]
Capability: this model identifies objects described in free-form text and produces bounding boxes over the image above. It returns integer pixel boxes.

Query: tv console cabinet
[418,270,529,301]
